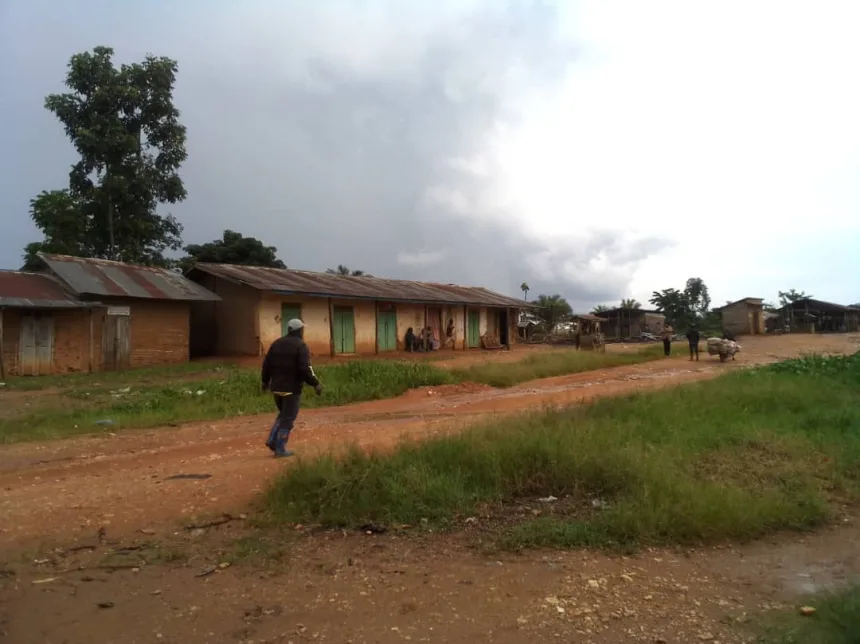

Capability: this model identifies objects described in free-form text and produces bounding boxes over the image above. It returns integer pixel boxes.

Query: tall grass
[0,347,661,443]
[265,353,860,548]
[451,344,664,387]
[759,585,860,644]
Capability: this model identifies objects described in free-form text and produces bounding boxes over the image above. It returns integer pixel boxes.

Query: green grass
[450,343,664,387]
[0,361,238,391]
[0,347,661,443]
[758,585,860,643]
[0,360,455,443]
[264,353,860,549]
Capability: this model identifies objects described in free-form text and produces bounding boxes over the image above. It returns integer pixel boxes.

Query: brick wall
[0,308,96,376]
[116,298,190,367]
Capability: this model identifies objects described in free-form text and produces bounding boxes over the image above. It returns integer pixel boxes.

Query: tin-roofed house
[0,270,106,377]
[185,264,527,358]
[2,253,220,375]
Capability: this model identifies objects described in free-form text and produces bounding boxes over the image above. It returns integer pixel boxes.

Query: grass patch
[0,360,454,443]
[264,353,860,548]
[450,344,663,387]
[0,346,661,443]
[0,361,238,391]
[758,585,860,643]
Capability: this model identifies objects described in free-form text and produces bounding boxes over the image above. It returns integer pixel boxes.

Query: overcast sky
[1,0,858,310]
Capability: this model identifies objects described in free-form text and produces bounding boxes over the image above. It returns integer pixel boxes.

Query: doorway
[19,312,54,376]
[102,308,131,371]
[332,306,356,354]
[377,306,397,352]
[467,310,480,348]
[281,303,302,336]
[499,309,509,346]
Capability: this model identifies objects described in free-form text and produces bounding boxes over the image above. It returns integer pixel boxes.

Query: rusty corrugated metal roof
[190,263,527,308]
[0,270,100,309]
[39,253,219,302]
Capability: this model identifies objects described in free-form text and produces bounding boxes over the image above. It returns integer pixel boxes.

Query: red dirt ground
[1,334,859,643]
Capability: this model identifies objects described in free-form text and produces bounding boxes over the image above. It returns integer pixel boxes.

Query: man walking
[686,325,700,361]
[261,319,322,458]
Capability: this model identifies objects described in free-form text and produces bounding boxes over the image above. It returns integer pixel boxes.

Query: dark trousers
[689,341,699,360]
[663,338,671,356]
[266,393,301,452]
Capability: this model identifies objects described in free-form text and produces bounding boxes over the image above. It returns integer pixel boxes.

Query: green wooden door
[281,304,301,336]
[333,307,356,354]
[468,310,481,348]
[377,310,397,352]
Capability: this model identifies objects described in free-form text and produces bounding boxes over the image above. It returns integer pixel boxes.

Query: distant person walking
[443,318,456,350]
[261,319,323,458]
[686,325,700,361]
[661,323,674,357]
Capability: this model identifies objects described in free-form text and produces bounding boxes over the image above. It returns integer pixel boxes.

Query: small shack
[0,271,104,378]
[778,298,860,333]
[0,254,220,376]
[600,307,665,340]
[713,298,765,337]
[573,313,606,351]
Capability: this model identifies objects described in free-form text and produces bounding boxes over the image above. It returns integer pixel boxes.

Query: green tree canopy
[531,294,573,328]
[649,277,712,328]
[326,265,371,277]
[591,304,610,314]
[620,298,641,309]
[180,230,286,271]
[24,46,187,268]
[778,289,812,306]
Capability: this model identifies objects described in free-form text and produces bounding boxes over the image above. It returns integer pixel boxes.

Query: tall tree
[326,265,371,277]
[24,46,187,267]
[531,294,572,328]
[649,277,712,328]
[180,230,286,271]
[778,289,812,307]
[620,298,641,309]
[591,304,610,315]
[520,282,530,301]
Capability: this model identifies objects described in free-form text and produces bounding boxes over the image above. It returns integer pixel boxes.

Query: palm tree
[620,298,641,309]
[326,265,371,277]
[591,304,610,315]
[520,282,530,301]
[532,294,572,328]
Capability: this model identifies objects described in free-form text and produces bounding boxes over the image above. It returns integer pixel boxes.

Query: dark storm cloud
[0,0,670,308]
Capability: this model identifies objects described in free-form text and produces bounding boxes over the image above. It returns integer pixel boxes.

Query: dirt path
[1,334,857,552]
[1,334,859,643]
[2,515,860,643]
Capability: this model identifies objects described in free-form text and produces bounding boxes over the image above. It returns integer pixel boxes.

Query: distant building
[777,298,859,333]
[713,298,766,337]
[0,254,218,377]
[599,307,666,340]
[185,264,527,357]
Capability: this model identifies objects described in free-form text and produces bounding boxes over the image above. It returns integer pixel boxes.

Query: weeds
[450,344,663,387]
[265,353,860,548]
[758,585,860,643]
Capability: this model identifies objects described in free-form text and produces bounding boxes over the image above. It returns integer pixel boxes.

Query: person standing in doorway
[443,318,456,350]
[686,325,700,361]
[661,323,674,357]
[261,319,323,458]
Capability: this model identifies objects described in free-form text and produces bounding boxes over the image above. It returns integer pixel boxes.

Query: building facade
[0,254,219,377]
[714,298,766,336]
[600,308,666,340]
[186,264,525,357]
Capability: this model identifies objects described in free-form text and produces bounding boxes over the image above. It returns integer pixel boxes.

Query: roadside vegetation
[0,346,661,443]
[265,353,860,549]
[758,585,860,644]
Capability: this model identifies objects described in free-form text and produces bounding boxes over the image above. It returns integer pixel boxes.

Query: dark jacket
[261,334,320,395]
[686,329,700,344]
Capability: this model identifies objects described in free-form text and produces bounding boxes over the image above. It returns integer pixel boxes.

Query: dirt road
[1,334,857,551]
[1,334,859,643]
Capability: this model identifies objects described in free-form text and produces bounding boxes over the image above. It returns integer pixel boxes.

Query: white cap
[287,318,305,332]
